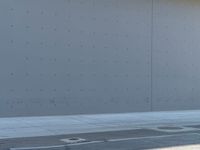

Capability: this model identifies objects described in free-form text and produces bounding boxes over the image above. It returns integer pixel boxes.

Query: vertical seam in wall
[150,0,154,111]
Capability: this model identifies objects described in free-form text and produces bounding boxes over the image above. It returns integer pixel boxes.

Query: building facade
[0,0,200,117]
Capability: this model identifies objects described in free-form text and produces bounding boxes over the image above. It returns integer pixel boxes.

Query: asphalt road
[2,125,200,150]
[68,133,200,150]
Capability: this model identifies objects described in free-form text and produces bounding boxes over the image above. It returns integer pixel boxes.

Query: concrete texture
[152,0,200,111]
[1,0,200,117]
[0,0,152,117]
[1,110,200,139]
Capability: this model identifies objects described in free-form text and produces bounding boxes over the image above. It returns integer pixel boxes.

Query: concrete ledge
[1,110,200,140]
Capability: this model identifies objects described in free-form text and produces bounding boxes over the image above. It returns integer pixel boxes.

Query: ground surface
[2,111,200,149]
[2,125,200,150]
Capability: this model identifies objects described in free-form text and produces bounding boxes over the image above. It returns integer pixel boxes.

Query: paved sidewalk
[1,110,200,139]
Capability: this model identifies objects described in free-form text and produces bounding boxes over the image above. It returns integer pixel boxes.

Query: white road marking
[10,145,66,150]
[108,133,199,142]
[68,140,104,146]
[10,141,105,149]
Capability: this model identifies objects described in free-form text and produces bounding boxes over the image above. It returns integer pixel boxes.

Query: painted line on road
[68,140,104,146]
[10,141,105,150]
[65,133,199,146]
[108,133,199,142]
[10,145,67,150]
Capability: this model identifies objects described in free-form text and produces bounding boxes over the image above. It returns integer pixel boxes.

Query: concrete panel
[152,0,200,110]
[0,0,152,117]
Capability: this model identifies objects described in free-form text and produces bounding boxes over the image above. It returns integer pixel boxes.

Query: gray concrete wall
[152,0,200,111]
[0,0,199,117]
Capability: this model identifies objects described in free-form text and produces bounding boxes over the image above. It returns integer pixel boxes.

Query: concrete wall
[153,0,200,111]
[0,0,200,117]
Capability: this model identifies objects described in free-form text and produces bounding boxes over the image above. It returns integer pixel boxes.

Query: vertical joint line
[150,0,154,111]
